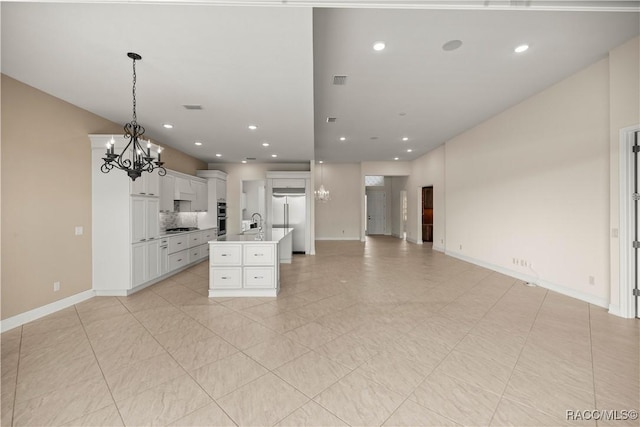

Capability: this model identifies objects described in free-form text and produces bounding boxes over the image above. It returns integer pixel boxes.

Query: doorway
[422,187,433,243]
[366,191,386,235]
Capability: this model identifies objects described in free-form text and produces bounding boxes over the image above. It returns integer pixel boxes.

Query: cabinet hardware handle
[222,276,230,279]
[255,254,264,256]
[140,239,146,241]
[141,192,146,195]
[177,258,182,262]
[149,193,154,195]
[177,242,182,245]
[221,254,229,256]
[254,276,263,279]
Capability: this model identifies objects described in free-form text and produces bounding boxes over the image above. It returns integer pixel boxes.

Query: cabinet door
[211,267,242,289]
[191,181,207,211]
[145,172,160,197]
[160,174,175,212]
[131,197,146,243]
[216,179,226,201]
[160,240,169,275]
[131,243,147,287]
[146,198,159,240]
[147,240,161,282]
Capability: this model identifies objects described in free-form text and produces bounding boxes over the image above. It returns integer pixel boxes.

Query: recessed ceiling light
[339,137,346,141]
[442,39,463,51]
[394,157,399,160]
[402,137,409,141]
[407,149,413,152]
[163,123,173,129]
[215,153,222,157]
[262,142,270,147]
[373,41,386,51]
[248,125,258,130]
[370,136,379,140]
[514,44,529,53]
[194,141,202,146]
[318,161,324,164]
[271,154,278,158]
[241,160,247,164]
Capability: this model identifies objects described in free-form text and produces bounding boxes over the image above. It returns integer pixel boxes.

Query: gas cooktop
[164,227,199,234]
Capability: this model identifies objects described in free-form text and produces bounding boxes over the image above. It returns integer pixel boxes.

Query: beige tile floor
[1,237,639,426]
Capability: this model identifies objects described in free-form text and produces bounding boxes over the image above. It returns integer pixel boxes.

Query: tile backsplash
[160,212,198,231]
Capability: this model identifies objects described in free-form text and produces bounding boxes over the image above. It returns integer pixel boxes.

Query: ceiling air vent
[183,104,203,110]
[332,75,348,85]
[246,157,256,161]
[326,117,337,123]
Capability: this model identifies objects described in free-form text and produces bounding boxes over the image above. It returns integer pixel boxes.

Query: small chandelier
[101,52,166,181]
[315,162,330,202]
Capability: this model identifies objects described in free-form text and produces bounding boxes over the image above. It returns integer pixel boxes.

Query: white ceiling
[2,1,639,164]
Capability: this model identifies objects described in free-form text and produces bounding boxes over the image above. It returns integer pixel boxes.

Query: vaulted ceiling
[2,1,639,163]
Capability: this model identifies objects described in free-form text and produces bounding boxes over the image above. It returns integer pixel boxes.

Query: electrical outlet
[589,276,595,285]
[53,281,60,292]
[459,244,462,250]
[75,226,83,236]
[441,239,444,244]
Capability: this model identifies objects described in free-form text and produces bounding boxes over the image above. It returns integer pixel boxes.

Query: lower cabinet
[132,239,161,287]
[128,228,215,294]
[209,241,279,296]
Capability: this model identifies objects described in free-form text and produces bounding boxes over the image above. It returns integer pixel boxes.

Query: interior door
[366,191,386,235]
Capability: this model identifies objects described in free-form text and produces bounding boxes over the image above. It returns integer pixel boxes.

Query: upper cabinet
[130,171,160,197]
[159,174,175,212]
[191,180,208,212]
[215,178,227,202]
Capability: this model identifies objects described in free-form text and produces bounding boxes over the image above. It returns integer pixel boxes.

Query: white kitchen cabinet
[92,135,212,296]
[216,178,227,201]
[159,174,175,212]
[131,171,160,197]
[209,233,289,297]
[132,240,161,287]
[168,249,189,271]
[191,180,208,211]
[189,246,201,263]
[131,196,159,243]
[271,178,305,189]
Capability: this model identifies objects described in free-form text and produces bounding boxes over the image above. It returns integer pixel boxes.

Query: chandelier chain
[131,56,137,124]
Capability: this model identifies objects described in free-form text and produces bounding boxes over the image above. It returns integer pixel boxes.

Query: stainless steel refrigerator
[272,189,306,253]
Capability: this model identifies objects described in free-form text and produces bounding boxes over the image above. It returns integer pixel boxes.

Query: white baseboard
[432,245,445,252]
[406,237,420,244]
[1,289,95,333]
[445,250,609,309]
[315,237,361,241]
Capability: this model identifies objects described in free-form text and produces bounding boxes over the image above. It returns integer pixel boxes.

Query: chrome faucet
[251,213,263,239]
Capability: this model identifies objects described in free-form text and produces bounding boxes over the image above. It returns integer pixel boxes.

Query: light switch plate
[75,226,83,236]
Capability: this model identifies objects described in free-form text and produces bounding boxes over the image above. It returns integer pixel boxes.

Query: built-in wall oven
[217,202,227,236]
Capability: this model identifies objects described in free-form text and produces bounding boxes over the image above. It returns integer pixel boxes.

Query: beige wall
[162,146,206,176]
[1,75,122,319]
[445,58,611,305]
[608,36,640,310]
[1,75,206,320]
[315,163,361,240]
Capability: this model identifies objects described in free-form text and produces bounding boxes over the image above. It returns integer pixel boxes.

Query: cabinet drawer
[189,246,201,263]
[272,178,305,189]
[211,267,242,289]
[199,243,210,260]
[200,229,216,243]
[188,232,202,248]
[168,249,189,271]
[210,245,242,265]
[243,244,275,265]
[168,235,189,254]
[243,267,274,288]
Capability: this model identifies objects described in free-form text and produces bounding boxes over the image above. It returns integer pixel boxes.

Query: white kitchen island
[208,228,293,297]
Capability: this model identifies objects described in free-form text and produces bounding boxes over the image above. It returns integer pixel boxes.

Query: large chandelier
[101,52,166,181]
[315,162,330,202]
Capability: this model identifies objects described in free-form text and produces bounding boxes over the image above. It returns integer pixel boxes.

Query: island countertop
[210,227,293,243]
